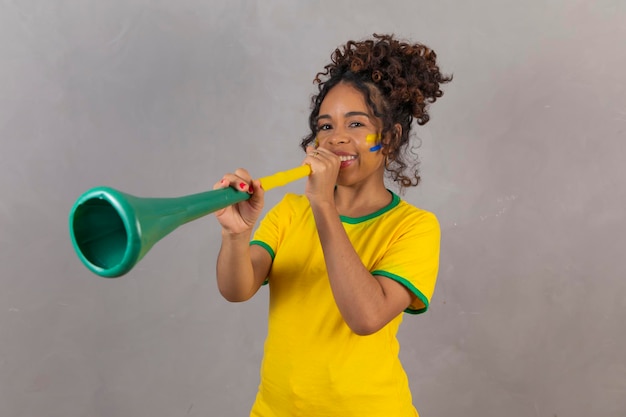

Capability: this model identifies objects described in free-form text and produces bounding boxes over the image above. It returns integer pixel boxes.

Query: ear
[394,124,403,141]
[382,124,402,147]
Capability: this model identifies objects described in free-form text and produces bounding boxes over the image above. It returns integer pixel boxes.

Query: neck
[334,183,392,218]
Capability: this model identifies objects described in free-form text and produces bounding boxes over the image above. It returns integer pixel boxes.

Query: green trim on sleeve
[371,270,430,315]
[250,240,275,260]
[249,240,272,286]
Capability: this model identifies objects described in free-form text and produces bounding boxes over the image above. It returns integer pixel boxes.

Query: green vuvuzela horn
[69,165,311,277]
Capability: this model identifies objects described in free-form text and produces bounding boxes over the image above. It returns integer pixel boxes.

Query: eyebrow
[316,111,372,122]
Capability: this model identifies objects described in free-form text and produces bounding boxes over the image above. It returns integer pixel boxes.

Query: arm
[310,201,414,335]
[213,170,271,302]
[304,147,414,335]
[216,231,271,302]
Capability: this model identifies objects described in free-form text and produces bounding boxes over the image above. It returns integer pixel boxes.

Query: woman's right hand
[212,168,265,234]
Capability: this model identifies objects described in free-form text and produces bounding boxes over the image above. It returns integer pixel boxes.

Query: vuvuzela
[69,165,311,278]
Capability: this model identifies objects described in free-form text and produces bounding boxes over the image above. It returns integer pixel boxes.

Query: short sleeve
[250,195,292,261]
[371,211,441,314]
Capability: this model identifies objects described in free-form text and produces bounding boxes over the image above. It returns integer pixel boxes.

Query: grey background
[1,1,625,416]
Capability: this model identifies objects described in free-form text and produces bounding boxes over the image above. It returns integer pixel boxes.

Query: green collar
[339,190,400,224]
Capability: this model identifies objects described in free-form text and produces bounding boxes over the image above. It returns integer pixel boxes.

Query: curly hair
[300,33,452,189]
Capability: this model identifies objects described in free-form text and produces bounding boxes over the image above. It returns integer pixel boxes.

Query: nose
[326,128,350,146]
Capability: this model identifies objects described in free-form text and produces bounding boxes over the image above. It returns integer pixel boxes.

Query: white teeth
[339,155,356,162]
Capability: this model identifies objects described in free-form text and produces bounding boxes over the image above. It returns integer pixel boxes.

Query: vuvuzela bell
[69,165,311,278]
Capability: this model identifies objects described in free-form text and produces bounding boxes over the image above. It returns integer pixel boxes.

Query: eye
[317,123,332,131]
[349,121,364,128]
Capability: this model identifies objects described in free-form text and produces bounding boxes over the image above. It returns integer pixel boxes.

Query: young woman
[214,33,452,417]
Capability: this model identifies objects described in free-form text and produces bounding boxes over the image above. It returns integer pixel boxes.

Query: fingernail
[239,182,246,190]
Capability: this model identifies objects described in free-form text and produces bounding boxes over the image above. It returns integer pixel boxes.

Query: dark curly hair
[300,33,452,189]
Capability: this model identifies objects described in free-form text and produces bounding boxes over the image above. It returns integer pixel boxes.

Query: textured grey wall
[1,1,625,416]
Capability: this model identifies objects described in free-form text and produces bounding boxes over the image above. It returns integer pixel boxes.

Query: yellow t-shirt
[249,192,440,417]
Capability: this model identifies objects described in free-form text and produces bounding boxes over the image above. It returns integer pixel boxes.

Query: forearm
[216,230,258,302]
[311,203,392,335]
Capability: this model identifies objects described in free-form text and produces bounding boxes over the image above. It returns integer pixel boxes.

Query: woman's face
[315,82,386,187]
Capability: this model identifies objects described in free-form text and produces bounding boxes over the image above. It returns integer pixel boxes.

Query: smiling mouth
[338,155,357,162]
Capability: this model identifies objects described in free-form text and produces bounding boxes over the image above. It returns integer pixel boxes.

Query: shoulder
[377,197,441,244]
[387,195,440,229]
[281,192,308,205]
[274,192,309,211]
[265,193,311,221]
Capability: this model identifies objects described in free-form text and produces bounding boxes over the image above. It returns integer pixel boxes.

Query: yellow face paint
[315,134,381,151]
[366,133,382,152]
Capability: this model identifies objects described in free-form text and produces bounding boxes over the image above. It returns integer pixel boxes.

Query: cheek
[361,133,381,151]
[315,131,332,144]
[361,151,385,167]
